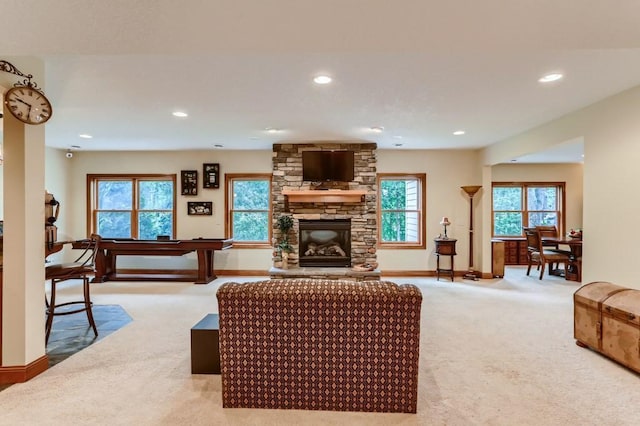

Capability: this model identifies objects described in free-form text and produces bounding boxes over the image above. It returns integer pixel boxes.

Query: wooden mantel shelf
[282,189,367,204]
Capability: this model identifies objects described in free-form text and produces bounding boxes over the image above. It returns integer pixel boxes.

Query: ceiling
[3,1,640,163]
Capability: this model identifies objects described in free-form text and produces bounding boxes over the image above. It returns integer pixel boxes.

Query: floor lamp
[461,185,482,280]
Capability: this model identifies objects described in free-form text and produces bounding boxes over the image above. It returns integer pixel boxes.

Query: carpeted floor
[0,304,132,393]
[0,268,639,425]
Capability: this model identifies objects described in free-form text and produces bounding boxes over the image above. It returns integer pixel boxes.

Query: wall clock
[4,85,53,125]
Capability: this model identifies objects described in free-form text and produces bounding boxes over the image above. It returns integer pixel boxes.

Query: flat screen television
[302,150,355,182]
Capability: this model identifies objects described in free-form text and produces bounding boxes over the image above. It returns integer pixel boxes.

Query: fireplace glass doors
[298,219,351,267]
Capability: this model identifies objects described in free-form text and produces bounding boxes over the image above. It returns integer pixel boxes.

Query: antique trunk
[574,281,627,350]
[601,289,640,372]
[574,281,640,373]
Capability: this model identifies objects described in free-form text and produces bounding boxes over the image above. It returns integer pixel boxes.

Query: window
[87,174,176,239]
[377,173,426,248]
[492,182,565,237]
[225,174,272,247]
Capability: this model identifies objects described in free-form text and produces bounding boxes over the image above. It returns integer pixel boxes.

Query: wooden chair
[45,234,101,344]
[536,225,571,253]
[523,227,540,272]
[524,228,570,280]
[535,225,570,271]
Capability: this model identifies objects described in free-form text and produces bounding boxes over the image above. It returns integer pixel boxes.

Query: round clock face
[4,86,53,125]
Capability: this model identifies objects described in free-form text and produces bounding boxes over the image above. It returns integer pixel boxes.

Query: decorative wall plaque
[187,201,213,215]
[203,163,220,189]
[181,170,198,195]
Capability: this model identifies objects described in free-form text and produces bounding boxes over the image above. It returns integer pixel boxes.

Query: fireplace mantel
[273,143,377,267]
[282,189,367,204]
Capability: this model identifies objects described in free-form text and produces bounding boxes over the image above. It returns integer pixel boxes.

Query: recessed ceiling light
[394,143,403,147]
[213,144,224,148]
[70,145,81,149]
[313,75,332,84]
[370,126,384,133]
[265,127,280,134]
[453,130,465,136]
[538,73,563,83]
[78,134,93,139]
[172,111,188,117]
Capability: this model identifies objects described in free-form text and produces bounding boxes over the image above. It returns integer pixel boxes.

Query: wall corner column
[1,57,48,383]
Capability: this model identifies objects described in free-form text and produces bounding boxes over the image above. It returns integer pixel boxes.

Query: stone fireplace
[298,219,351,267]
[271,142,378,270]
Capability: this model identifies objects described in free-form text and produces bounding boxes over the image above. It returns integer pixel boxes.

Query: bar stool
[45,234,101,344]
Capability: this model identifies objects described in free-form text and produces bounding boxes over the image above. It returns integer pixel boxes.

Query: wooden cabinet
[491,240,505,277]
[502,238,529,265]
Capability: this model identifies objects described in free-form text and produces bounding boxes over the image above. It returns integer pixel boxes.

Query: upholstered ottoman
[216,278,422,413]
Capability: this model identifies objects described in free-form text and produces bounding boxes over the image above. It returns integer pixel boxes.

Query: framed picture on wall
[187,201,213,216]
[181,170,198,195]
[203,163,220,189]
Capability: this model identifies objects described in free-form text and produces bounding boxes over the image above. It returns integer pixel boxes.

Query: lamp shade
[461,185,482,197]
[440,217,451,226]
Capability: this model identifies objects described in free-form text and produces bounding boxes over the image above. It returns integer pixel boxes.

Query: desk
[82,238,233,284]
[0,237,67,259]
[544,237,583,281]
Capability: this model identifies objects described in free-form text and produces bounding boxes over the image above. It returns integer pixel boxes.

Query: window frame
[224,173,273,249]
[376,173,427,249]
[491,181,566,238]
[86,174,177,239]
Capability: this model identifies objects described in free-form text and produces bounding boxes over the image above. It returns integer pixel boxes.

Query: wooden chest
[574,281,640,373]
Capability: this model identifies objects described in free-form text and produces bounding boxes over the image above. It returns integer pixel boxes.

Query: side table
[191,313,220,374]
[434,238,457,281]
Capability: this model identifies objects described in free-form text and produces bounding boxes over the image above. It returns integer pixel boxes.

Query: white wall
[52,148,488,273]
[40,147,586,276]
[43,147,73,263]
[377,149,483,272]
[63,149,273,271]
[483,84,640,288]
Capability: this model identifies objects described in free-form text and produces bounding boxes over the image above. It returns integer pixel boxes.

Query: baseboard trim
[116,269,493,279]
[215,270,491,278]
[380,270,435,277]
[0,354,49,384]
[115,269,271,277]
[216,269,271,276]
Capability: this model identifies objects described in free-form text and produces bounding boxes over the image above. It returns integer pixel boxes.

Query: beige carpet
[1,268,639,425]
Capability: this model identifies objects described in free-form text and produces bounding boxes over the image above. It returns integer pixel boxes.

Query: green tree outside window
[492,183,563,237]
[379,175,424,245]
[230,178,271,243]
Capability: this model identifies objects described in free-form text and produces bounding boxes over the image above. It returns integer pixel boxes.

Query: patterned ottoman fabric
[216,279,422,413]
